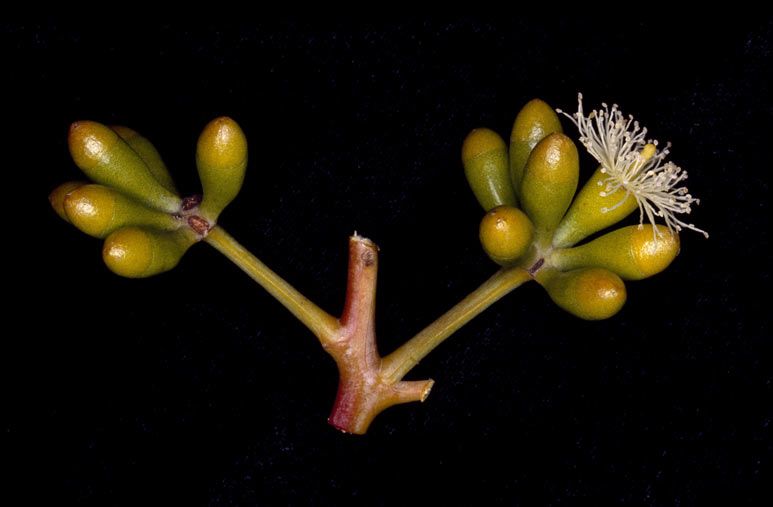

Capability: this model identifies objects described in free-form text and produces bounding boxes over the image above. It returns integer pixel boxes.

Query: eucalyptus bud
[69,121,181,213]
[509,98,562,195]
[551,166,639,248]
[479,205,534,265]
[112,126,177,194]
[550,225,680,280]
[102,227,196,278]
[49,181,86,223]
[64,184,180,238]
[519,133,578,236]
[540,267,627,320]
[196,117,248,221]
[462,128,516,211]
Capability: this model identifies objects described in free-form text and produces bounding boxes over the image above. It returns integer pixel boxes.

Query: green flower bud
[509,99,562,195]
[196,117,248,221]
[112,126,177,194]
[49,181,86,223]
[479,205,534,265]
[519,133,579,236]
[540,267,626,320]
[462,128,516,211]
[550,225,680,280]
[64,184,180,239]
[552,166,639,248]
[102,227,196,278]
[68,121,181,213]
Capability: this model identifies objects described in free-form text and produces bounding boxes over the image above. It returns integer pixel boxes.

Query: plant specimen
[50,95,705,434]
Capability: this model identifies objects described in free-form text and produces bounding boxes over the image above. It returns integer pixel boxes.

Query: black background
[3,19,771,505]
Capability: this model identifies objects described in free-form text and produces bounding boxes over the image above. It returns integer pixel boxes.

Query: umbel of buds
[465,96,704,320]
[51,95,705,434]
[51,118,247,277]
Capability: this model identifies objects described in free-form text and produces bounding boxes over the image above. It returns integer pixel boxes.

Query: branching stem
[205,226,533,433]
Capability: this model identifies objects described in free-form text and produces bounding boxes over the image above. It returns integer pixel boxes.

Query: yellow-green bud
[64,184,180,239]
[49,181,86,223]
[196,117,248,221]
[112,126,177,194]
[509,99,563,195]
[552,166,638,248]
[69,121,181,213]
[462,128,516,211]
[519,133,579,235]
[102,227,196,278]
[479,206,534,265]
[550,225,680,280]
[541,267,627,320]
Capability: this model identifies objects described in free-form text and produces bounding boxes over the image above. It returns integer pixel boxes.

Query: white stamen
[558,93,708,239]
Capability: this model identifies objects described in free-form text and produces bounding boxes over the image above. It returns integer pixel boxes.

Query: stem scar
[361,250,375,267]
[528,258,545,276]
[181,194,202,211]
[188,215,210,235]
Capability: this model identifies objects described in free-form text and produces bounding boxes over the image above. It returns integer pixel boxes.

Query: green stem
[381,267,532,383]
[205,226,340,343]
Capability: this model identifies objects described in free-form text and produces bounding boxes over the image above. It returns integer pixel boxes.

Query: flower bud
[550,225,680,280]
[112,126,177,194]
[102,227,196,278]
[509,99,562,194]
[519,133,579,235]
[64,184,179,238]
[479,205,534,265]
[196,117,248,221]
[49,181,86,223]
[541,267,626,320]
[462,128,516,211]
[552,166,638,248]
[69,121,181,213]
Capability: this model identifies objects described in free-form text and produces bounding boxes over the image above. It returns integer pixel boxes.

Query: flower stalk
[381,266,532,383]
[204,226,339,342]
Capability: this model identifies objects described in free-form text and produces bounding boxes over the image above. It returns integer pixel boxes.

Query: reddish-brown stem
[326,235,433,434]
[206,228,433,434]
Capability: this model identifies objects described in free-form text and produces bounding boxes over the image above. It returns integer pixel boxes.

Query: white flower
[557,93,708,238]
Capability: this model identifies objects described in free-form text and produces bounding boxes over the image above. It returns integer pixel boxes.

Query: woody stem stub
[326,235,433,434]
